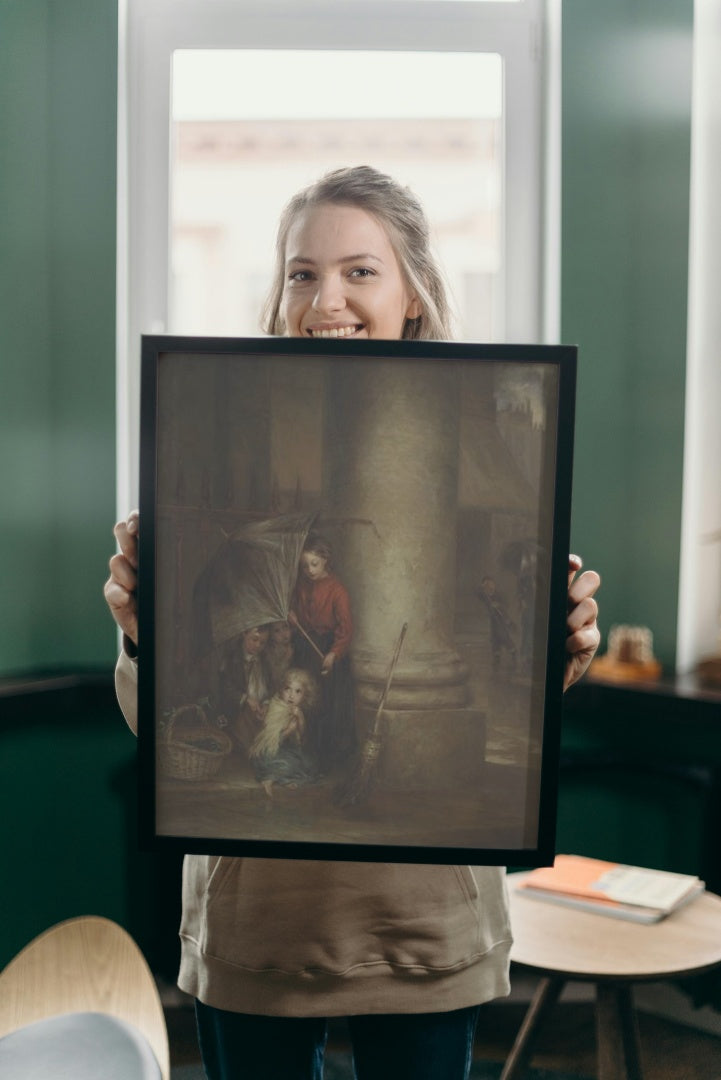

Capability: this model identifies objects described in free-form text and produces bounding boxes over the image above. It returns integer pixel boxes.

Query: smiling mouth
[307,324,364,339]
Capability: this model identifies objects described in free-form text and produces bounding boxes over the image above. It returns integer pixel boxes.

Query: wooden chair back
[0,915,169,1080]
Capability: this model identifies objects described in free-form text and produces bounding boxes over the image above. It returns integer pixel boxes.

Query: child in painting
[265,619,294,692]
[290,533,355,770]
[249,667,320,795]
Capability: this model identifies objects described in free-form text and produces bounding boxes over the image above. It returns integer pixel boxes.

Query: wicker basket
[159,704,233,781]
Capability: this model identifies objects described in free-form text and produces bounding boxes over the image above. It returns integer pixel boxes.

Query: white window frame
[676,0,721,675]
[116,0,559,513]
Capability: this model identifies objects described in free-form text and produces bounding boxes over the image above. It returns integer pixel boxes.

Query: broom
[292,616,326,662]
[335,621,408,806]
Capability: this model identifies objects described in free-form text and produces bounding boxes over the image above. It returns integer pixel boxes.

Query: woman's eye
[349,267,375,279]
[288,270,313,283]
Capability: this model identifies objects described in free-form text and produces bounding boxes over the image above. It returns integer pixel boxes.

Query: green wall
[562,0,693,670]
[0,0,118,675]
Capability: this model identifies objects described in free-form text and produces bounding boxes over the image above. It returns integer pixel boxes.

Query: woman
[106,166,601,1080]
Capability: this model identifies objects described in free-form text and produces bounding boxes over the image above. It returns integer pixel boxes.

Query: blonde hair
[248,668,319,760]
[282,667,320,710]
[262,165,454,341]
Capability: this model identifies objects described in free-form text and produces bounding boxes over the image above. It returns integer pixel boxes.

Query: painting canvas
[137,336,576,864]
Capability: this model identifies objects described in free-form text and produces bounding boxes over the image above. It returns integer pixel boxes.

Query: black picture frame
[138,335,576,865]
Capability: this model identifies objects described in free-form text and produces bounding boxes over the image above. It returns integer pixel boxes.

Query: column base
[355,706,486,791]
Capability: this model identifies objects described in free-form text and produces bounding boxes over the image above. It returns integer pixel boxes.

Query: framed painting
[137,336,576,864]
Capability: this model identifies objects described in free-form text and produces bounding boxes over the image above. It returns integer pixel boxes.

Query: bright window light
[172,50,502,121]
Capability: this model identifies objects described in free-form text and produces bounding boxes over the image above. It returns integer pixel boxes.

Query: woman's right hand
[103,510,139,645]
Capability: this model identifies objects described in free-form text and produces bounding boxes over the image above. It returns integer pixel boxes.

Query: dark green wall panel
[562,0,693,669]
[0,3,54,668]
[0,0,118,675]
[0,702,133,965]
[0,683,183,976]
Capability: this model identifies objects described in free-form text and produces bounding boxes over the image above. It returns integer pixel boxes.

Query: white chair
[0,915,170,1079]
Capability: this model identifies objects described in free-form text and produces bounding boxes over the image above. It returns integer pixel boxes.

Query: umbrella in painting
[192,511,317,656]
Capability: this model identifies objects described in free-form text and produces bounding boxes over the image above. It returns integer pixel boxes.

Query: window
[117,0,557,510]
[169,49,503,340]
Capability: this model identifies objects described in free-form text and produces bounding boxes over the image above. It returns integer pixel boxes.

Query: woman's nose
[312,274,345,314]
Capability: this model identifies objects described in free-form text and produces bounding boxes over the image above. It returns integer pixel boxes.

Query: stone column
[323,356,485,790]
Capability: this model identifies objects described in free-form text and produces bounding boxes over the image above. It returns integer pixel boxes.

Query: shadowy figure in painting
[249,667,321,796]
[265,620,295,693]
[214,625,272,753]
[289,533,355,771]
[501,539,545,674]
[476,575,517,674]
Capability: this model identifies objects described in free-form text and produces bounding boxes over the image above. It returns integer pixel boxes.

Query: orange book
[518,855,703,923]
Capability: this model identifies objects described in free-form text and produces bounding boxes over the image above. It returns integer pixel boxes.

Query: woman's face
[281,203,420,341]
[300,551,328,582]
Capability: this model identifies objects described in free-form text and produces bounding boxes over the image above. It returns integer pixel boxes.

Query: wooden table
[503,873,721,1080]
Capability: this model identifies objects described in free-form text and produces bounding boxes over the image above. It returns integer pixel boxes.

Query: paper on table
[597,865,700,910]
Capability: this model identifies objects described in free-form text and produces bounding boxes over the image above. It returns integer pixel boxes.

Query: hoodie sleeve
[115,644,139,736]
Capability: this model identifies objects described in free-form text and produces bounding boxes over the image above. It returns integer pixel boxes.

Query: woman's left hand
[564,554,601,691]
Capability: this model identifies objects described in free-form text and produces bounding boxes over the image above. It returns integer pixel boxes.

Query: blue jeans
[195,1000,481,1080]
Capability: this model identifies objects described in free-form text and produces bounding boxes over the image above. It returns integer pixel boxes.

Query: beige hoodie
[116,650,512,1016]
